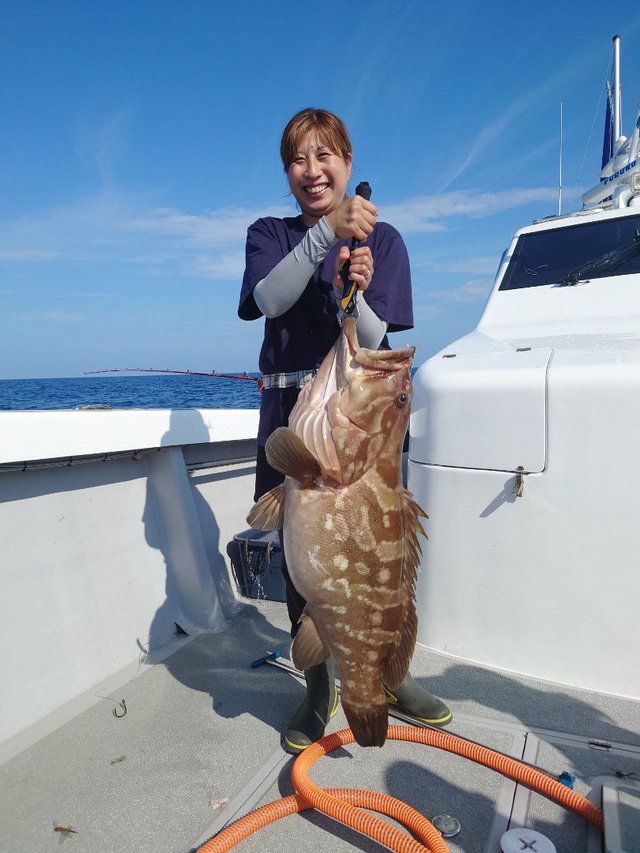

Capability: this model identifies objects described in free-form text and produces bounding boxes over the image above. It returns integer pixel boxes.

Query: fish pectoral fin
[291,613,330,670]
[246,484,285,530]
[266,427,321,486]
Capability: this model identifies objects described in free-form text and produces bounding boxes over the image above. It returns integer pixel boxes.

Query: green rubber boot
[384,672,452,726]
[284,658,339,755]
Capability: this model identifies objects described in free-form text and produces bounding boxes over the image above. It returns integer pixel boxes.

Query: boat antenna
[558,102,563,215]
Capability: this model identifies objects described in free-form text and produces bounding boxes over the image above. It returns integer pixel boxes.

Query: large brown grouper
[247,316,426,747]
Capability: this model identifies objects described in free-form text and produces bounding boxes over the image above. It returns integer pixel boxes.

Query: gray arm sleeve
[253,217,338,318]
[353,295,389,349]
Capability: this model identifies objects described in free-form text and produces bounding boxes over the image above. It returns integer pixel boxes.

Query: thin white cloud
[441,48,602,190]
[23,311,85,322]
[0,192,139,261]
[124,204,292,248]
[421,255,500,275]
[412,303,441,320]
[0,193,283,266]
[0,249,64,261]
[430,279,493,304]
[0,185,563,293]
[380,188,556,233]
[188,252,247,279]
[74,105,136,188]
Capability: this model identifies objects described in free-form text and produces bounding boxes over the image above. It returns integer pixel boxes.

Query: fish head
[289,317,414,484]
[330,317,415,482]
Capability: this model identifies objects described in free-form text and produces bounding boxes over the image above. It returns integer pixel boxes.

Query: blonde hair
[280,108,352,171]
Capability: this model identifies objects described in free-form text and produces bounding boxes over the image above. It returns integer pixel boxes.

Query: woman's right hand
[325,193,378,242]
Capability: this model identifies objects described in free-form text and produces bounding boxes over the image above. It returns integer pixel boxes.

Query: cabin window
[499,214,640,290]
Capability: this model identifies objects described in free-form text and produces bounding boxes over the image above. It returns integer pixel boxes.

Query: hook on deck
[112,699,127,718]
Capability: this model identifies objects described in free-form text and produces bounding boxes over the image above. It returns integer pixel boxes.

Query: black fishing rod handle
[340,181,373,314]
[355,181,371,202]
[351,182,372,250]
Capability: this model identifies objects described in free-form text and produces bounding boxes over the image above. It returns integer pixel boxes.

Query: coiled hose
[197,725,604,852]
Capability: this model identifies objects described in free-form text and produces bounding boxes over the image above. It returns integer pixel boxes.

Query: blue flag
[602,81,614,169]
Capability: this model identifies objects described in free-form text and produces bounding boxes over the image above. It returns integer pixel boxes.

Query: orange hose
[197,724,604,852]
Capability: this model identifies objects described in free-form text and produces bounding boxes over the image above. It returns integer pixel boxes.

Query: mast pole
[558,102,563,216]
[613,35,622,144]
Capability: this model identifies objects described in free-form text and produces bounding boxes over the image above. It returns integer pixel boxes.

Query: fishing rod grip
[340,181,372,313]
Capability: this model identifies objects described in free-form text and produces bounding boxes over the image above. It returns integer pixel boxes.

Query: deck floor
[1,599,639,853]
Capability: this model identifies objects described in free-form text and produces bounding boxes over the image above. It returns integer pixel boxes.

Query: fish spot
[378,568,391,584]
[329,514,350,542]
[334,491,348,510]
[320,603,347,614]
[333,554,349,572]
[377,540,401,562]
[367,472,398,512]
[321,577,352,598]
[352,505,377,552]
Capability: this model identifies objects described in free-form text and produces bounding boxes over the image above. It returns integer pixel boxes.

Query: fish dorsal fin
[265,427,321,486]
[246,484,285,530]
[381,489,428,689]
[401,488,428,571]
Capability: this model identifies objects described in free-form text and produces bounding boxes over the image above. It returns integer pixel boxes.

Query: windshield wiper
[560,230,640,285]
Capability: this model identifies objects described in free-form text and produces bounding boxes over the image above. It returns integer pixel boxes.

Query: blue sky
[3,1,640,379]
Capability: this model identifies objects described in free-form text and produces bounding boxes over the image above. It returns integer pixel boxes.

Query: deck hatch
[411,348,551,472]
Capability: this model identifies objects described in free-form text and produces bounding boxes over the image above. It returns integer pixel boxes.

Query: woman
[239,108,451,753]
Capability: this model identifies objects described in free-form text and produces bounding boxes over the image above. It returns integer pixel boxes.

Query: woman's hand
[333,245,374,292]
[325,194,378,242]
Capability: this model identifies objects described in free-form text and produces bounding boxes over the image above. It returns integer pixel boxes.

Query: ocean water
[0,374,262,411]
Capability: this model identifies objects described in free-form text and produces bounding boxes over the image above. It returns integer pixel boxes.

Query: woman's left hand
[333,245,374,292]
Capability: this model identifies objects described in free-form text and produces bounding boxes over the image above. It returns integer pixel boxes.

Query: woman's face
[287,131,352,226]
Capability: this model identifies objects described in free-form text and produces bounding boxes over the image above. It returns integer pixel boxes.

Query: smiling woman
[237,106,451,756]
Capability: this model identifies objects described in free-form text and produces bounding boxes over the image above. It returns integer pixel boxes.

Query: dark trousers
[254,445,306,637]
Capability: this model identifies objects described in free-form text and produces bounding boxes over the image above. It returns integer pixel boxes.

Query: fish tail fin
[341,697,388,748]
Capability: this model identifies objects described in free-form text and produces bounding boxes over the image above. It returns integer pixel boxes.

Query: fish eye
[395,392,408,408]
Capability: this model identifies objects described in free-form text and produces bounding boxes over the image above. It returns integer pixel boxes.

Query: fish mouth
[298,316,414,412]
[339,316,415,381]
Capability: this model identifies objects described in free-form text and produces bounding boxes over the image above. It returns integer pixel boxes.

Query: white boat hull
[0,408,258,752]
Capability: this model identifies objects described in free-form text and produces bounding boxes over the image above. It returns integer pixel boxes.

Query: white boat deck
[2,598,638,853]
